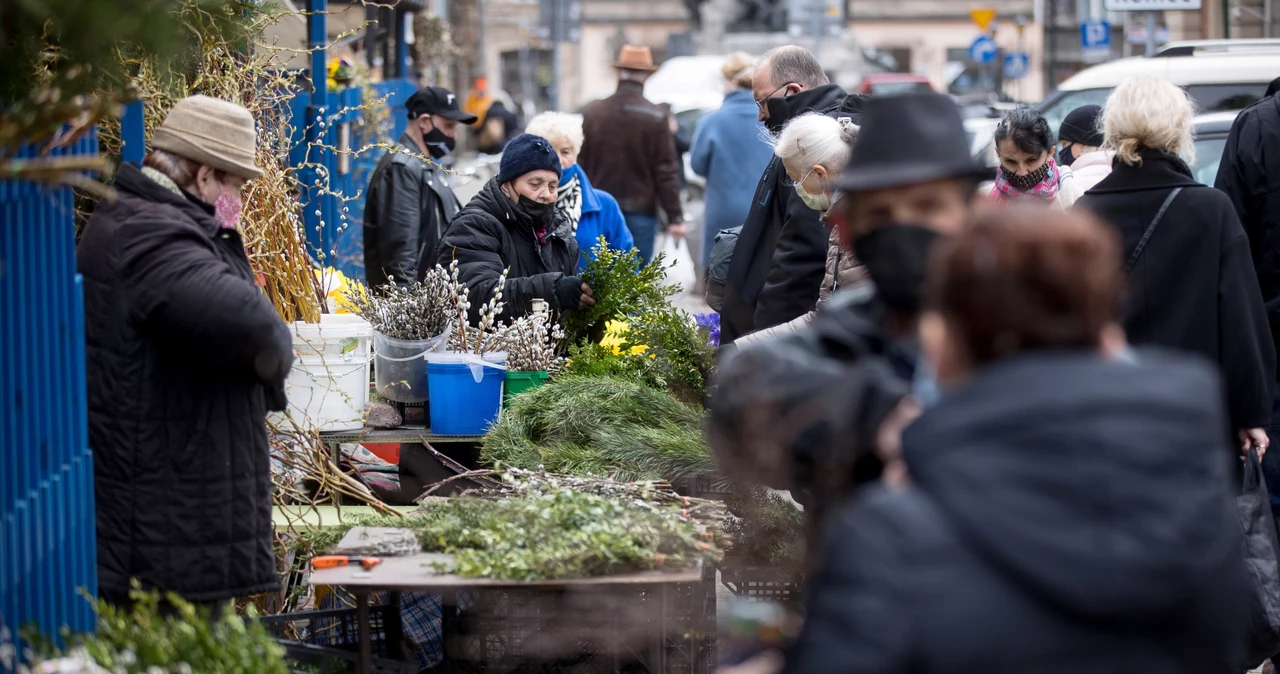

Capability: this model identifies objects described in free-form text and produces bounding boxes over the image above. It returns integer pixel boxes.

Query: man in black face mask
[364,86,476,288]
[709,92,985,540]
[720,45,851,345]
[436,134,594,324]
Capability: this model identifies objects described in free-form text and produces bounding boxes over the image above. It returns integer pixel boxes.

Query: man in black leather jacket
[364,87,476,287]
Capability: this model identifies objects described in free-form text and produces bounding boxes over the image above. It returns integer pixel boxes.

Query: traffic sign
[969,35,999,64]
[970,7,997,32]
[1105,0,1200,10]
[1081,19,1111,49]
[1003,52,1030,80]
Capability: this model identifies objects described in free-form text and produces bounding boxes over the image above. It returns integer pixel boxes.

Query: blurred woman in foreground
[784,207,1246,674]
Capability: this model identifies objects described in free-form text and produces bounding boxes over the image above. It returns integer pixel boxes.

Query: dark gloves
[555,275,585,310]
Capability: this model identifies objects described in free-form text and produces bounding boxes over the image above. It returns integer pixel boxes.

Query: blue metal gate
[0,132,99,643]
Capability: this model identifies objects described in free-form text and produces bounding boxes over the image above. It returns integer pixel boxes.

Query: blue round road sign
[969,35,998,64]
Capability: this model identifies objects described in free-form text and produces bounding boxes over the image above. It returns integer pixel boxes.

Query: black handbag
[1238,446,1280,668]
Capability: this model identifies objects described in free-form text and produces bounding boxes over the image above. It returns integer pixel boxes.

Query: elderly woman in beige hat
[77,94,293,610]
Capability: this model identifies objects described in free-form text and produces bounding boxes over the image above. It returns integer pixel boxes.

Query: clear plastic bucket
[373,326,451,403]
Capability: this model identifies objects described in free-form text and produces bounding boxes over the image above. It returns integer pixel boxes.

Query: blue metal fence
[0,131,99,643]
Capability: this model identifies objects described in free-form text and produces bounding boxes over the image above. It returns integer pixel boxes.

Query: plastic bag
[1238,446,1280,668]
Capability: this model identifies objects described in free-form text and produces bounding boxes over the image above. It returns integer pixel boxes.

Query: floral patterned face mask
[214,188,243,229]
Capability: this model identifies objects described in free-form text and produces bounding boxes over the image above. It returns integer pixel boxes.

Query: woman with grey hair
[77,94,293,610]
[525,111,634,271]
[1077,76,1274,457]
[737,112,862,345]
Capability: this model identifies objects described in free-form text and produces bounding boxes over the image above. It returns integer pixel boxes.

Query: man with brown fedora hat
[579,44,685,265]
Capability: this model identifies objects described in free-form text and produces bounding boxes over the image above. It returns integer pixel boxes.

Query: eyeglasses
[756,82,797,113]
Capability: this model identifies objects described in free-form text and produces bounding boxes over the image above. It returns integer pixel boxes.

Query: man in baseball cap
[364,86,477,287]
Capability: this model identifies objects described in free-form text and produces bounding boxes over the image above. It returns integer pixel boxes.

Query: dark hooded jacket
[436,177,578,323]
[78,164,293,602]
[1215,93,1280,379]
[785,351,1248,674]
[720,85,854,344]
[364,132,463,287]
[1077,151,1275,431]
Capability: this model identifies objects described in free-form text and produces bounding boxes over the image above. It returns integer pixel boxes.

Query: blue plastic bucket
[426,352,507,435]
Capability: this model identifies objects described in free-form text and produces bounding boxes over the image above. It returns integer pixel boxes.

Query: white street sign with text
[1105,0,1201,10]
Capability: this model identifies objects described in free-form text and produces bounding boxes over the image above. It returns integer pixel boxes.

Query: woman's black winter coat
[786,352,1248,674]
[436,178,578,323]
[1076,151,1275,431]
[77,164,293,602]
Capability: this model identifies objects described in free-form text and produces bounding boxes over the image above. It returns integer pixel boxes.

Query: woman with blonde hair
[690,52,774,285]
[1078,76,1274,455]
[737,112,862,344]
[524,111,634,271]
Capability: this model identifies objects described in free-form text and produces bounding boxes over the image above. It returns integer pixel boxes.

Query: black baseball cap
[405,87,478,123]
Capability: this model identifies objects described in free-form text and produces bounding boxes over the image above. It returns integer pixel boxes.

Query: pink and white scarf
[991,156,1061,203]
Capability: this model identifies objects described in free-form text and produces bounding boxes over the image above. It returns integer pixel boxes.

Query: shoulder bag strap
[1124,187,1184,275]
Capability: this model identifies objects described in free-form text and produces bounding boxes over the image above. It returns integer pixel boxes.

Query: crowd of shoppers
[79,38,1280,673]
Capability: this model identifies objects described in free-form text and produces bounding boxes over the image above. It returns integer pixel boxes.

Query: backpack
[705,226,741,312]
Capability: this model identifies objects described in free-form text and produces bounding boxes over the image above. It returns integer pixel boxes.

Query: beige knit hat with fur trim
[151,95,263,180]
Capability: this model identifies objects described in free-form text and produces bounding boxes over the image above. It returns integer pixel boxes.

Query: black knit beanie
[497,134,562,184]
[1058,105,1104,147]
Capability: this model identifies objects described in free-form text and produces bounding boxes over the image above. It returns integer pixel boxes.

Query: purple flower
[694,312,720,347]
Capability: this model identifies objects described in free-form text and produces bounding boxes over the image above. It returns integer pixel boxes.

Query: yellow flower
[600,320,648,355]
[315,267,366,314]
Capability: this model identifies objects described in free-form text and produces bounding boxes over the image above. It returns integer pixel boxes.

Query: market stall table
[309,545,709,673]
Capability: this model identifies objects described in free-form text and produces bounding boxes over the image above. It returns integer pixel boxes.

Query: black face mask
[1057,144,1076,168]
[765,96,792,133]
[851,224,942,317]
[516,194,556,224]
[423,125,455,159]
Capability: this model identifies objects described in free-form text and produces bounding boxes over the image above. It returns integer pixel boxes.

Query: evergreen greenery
[1,0,255,150]
[296,475,725,581]
[482,376,715,482]
[26,584,288,673]
[562,239,678,344]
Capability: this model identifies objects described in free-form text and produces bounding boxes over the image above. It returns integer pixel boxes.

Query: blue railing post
[1,129,99,648]
[120,100,147,165]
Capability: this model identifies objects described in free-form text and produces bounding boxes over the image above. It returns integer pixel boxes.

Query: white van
[1037,39,1280,132]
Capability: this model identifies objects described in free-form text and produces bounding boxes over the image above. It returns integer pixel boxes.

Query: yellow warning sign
[970,8,997,32]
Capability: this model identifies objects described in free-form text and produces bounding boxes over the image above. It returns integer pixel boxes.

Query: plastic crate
[448,566,717,674]
[259,603,415,674]
[719,567,804,607]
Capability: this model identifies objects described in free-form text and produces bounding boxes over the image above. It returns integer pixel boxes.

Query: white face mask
[794,168,831,211]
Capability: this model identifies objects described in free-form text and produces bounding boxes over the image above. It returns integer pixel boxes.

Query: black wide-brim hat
[836,92,991,192]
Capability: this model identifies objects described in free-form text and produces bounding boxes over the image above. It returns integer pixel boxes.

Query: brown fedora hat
[613,44,659,72]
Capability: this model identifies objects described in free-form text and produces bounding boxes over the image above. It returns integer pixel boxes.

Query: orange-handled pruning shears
[311,555,382,571]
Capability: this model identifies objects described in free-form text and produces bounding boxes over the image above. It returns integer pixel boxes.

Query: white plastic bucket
[272,314,373,432]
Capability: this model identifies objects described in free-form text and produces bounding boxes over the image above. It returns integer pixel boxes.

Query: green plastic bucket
[504,370,550,401]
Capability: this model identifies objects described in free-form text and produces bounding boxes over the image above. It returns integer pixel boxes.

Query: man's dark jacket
[786,352,1247,674]
[1077,151,1275,430]
[364,132,462,287]
[719,84,851,344]
[1215,94,1280,379]
[579,80,684,221]
[436,178,578,323]
[710,286,909,504]
[78,164,293,601]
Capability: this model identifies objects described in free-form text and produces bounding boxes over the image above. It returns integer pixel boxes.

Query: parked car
[1189,110,1239,186]
[1038,39,1280,132]
[858,73,933,96]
